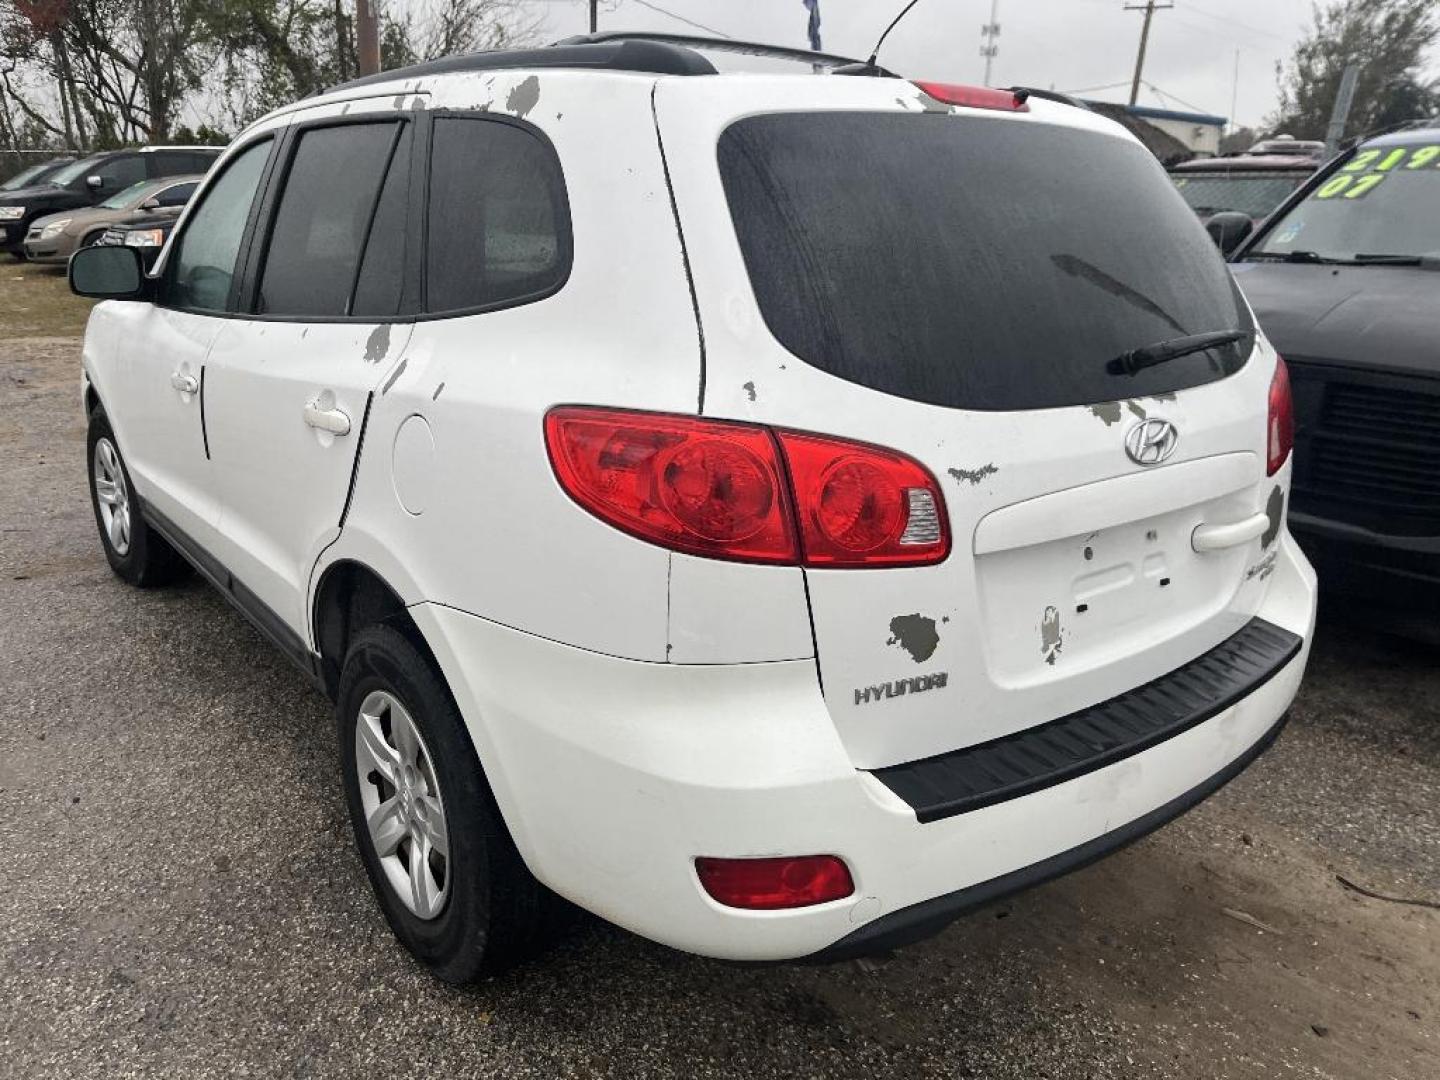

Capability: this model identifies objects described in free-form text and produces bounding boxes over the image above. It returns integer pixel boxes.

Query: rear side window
[257,123,400,317]
[166,138,271,312]
[425,116,569,314]
[719,113,1252,411]
[351,124,413,318]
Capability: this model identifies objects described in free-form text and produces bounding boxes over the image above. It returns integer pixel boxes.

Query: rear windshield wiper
[1107,330,1252,376]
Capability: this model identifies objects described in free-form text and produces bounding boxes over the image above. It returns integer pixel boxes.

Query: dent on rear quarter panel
[319,72,702,663]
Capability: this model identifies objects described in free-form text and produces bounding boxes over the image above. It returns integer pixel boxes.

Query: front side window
[256,122,400,317]
[48,155,107,188]
[425,116,569,314]
[92,155,145,193]
[165,139,272,312]
[1253,140,1440,262]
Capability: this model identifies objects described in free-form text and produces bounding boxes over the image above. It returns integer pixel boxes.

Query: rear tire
[86,408,188,587]
[337,623,553,981]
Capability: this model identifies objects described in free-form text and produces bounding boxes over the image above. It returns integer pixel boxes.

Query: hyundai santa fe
[67,35,1316,981]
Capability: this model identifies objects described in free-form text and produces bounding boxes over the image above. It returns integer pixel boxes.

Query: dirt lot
[1,262,1437,1079]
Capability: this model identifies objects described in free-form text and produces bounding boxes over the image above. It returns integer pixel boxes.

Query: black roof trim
[327,39,716,94]
[556,30,886,73]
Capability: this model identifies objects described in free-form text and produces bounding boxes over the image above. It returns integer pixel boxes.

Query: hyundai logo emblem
[1124,418,1179,466]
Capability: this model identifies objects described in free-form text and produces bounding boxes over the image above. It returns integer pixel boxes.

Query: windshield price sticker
[1317,144,1440,200]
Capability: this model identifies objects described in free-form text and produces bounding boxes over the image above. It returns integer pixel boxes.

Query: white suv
[69,35,1316,981]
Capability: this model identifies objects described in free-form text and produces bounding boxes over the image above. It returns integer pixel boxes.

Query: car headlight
[0,206,25,221]
[39,218,71,238]
[123,229,166,248]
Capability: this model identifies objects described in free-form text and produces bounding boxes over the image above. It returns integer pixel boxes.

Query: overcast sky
[517,0,1438,131]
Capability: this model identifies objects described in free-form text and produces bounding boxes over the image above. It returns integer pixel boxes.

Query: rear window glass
[719,113,1252,412]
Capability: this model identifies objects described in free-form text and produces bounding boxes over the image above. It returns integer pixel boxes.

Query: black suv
[1229,123,1440,633]
[0,146,220,256]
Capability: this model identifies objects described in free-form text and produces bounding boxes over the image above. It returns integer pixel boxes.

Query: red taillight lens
[1267,357,1294,476]
[913,81,1030,112]
[544,408,797,563]
[695,855,854,910]
[776,430,950,567]
[544,407,950,568]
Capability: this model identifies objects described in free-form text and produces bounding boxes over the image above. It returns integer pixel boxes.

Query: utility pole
[590,0,598,33]
[1324,63,1361,159]
[979,0,1001,88]
[1124,1,1172,107]
[356,0,380,76]
[1229,47,1240,135]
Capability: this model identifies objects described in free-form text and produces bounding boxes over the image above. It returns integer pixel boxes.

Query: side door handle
[303,400,351,436]
[1191,511,1271,552]
[170,372,198,394]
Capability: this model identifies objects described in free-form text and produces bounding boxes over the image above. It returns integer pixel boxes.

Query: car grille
[97,228,125,246]
[1289,364,1440,535]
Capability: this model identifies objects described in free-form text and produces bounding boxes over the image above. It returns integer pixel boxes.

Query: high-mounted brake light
[544,407,950,568]
[695,855,854,910]
[1267,357,1294,476]
[912,81,1030,112]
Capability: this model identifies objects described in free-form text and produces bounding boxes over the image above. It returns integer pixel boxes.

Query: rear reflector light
[1267,356,1294,476]
[913,81,1030,112]
[695,855,855,910]
[545,407,950,568]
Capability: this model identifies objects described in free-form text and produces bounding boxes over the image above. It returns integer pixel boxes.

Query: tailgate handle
[1191,512,1270,553]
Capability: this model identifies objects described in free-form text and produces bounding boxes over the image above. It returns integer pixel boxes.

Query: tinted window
[257,123,397,317]
[156,182,198,207]
[1254,140,1440,261]
[166,139,271,312]
[351,125,413,317]
[426,117,568,313]
[149,151,193,177]
[92,155,145,193]
[719,113,1252,412]
[48,156,106,187]
[1,164,45,191]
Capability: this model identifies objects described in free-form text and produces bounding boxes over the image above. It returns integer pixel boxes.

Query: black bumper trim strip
[871,617,1302,824]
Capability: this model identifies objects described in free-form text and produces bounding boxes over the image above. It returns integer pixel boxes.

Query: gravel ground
[1,326,1437,1080]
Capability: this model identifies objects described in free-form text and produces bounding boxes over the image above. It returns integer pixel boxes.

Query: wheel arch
[312,558,431,699]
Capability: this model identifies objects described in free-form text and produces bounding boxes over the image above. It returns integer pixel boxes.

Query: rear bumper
[414,532,1316,962]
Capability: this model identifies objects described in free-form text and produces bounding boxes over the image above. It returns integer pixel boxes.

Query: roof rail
[556,31,897,77]
[326,38,716,94]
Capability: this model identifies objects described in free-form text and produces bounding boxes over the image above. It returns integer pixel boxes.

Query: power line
[625,0,731,39]
[1179,1,1289,43]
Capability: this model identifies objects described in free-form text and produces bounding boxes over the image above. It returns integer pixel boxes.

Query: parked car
[24,175,200,264]
[1228,122,1440,633]
[0,145,219,257]
[68,34,1315,981]
[93,207,185,269]
[0,156,76,192]
[1170,141,1323,224]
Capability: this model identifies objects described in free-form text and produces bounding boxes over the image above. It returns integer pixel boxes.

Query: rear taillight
[912,81,1030,112]
[544,407,950,568]
[1267,357,1294,476]
[695,855,854,910]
